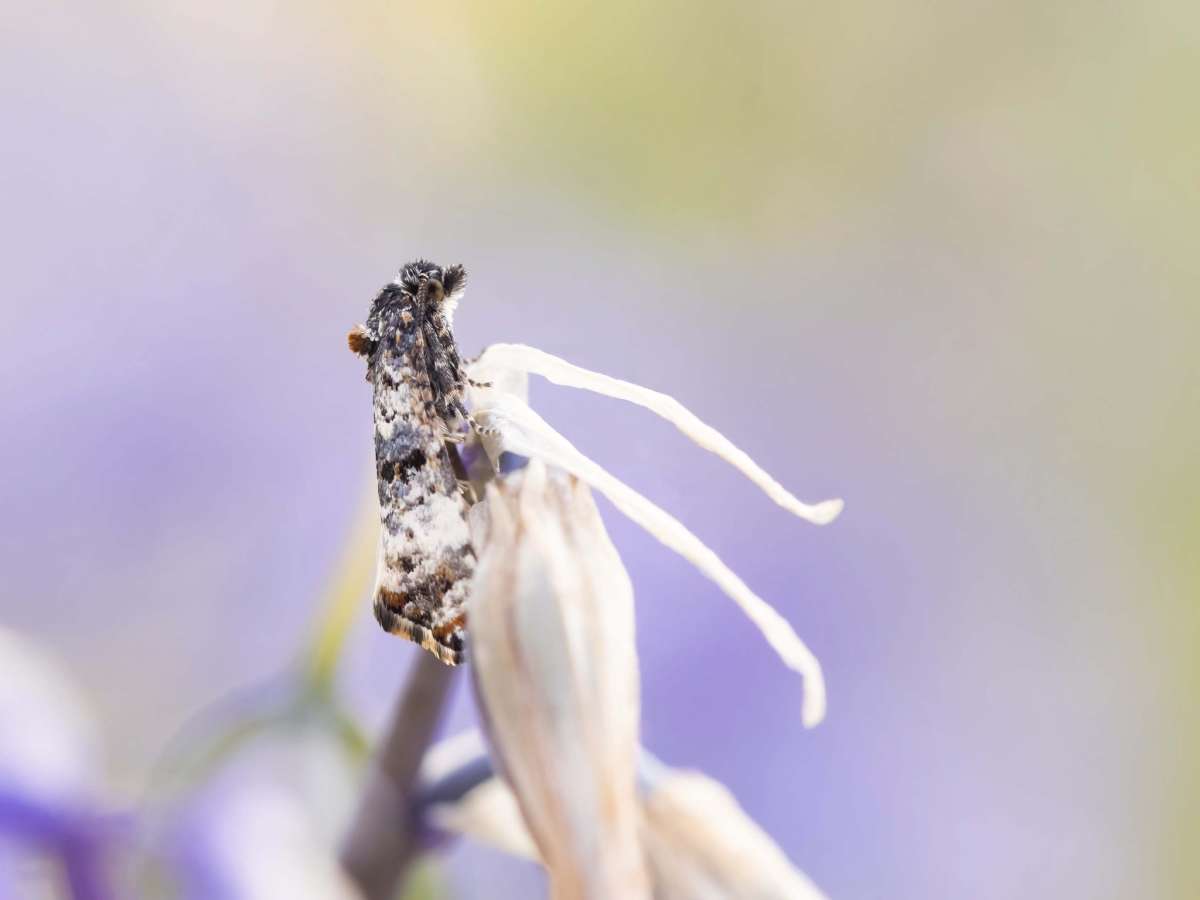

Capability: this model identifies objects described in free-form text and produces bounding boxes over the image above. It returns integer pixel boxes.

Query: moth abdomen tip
[373,589,467,667]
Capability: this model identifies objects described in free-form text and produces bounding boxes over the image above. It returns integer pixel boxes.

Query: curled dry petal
[469,391,827,727]
[468,460,651,900]
[428,777,540,862]
[641,770,829,900]
[418,730,539,861]
[469,343,842,524]
[420,755,828,900]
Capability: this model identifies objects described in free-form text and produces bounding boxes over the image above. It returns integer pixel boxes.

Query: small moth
[348,260,477,665]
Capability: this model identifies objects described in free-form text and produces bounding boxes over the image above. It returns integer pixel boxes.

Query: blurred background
[2,1,1197,897]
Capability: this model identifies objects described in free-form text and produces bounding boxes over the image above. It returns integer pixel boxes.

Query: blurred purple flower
[170,780,361,900]
[0,627,124,900]
[0,627,363,900]
[166,729,362,900]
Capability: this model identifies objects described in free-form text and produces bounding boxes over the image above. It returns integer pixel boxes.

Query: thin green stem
[305,478,379,692]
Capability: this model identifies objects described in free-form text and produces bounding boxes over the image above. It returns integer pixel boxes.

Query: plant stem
[339,653,457,900]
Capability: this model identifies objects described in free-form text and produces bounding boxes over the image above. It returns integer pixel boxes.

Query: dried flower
[468,460,651,899]
[467,343,840,727]
[415,740,831,899]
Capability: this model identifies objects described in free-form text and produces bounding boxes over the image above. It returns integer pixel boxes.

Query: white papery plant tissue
[421,342,841,899]
[467,343,840,728]
[469,461,651,899]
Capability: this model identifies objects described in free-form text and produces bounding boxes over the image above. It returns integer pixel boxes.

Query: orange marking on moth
[378,587,407,610]
[347,325,373,356]
[432,613,467,640]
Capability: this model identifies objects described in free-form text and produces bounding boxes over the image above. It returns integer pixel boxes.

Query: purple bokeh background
[3,3,1197,898]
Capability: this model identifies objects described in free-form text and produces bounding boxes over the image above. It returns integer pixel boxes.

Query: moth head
[396,259,467,306]
[350,260,469,357]
[395,259,467,324]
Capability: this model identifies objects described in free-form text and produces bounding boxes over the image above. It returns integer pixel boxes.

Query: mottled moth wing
[350,261,475,665]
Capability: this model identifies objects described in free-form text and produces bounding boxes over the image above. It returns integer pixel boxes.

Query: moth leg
[453,396,501,438]
[468,415,501,437]
[467,377,493,389]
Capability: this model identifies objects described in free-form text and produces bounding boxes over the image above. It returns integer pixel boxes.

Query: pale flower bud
[468,460,651,900]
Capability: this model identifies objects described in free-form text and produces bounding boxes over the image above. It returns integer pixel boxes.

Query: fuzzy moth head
[348,259,468,357]
[395,259,467,304]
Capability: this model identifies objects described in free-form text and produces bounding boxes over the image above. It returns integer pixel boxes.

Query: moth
[348,260,478,665]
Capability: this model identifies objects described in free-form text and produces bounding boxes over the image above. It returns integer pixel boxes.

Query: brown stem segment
[339,652,457,899]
